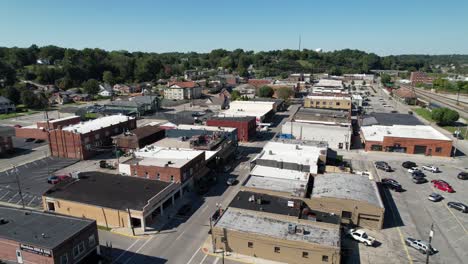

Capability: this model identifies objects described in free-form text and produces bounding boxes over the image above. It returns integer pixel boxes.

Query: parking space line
[198,254,208,264]
[0,191,10,200]
[444,204,467,234]
[187,247,202,264]
[27,197,37,206]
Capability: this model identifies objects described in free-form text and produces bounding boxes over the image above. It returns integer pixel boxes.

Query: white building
[217,101,276,124]
[164,82,202,100]
[282,121,351,150]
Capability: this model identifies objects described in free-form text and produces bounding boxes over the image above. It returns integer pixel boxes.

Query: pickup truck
[405,237,437,255]
[347,229,376,246]
[421,165,440,173]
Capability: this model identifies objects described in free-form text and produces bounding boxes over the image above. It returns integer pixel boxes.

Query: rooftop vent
[288,224,296,234]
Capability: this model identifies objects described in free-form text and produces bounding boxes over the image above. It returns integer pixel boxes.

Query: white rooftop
[175,124,236,133]
[134,146,203,162]
[216,208,340,248]
[151,138,217,161]
[49,115,79,123]
[282,122,350,149]
[62,115,133,134]
[251,165,310,181]
[244,175,308,196]
[306,95,351,101]
[218,101,275,118]
[315,79,344,88]
[361,125,452,142]
[352,94,363,100]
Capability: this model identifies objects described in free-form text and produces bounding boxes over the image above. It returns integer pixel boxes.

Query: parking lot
[374,159,468,264]
[0,156,78,209]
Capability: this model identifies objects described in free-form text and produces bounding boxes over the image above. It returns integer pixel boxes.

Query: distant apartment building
[0,206,99,264]
[164,81,202,100]
[304,95,352,111]
[410,71,433,86]
[48,115,136,160]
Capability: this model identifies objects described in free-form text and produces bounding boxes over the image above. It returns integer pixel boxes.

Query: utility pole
[426,223,434,264]
[127,208,136,236]
[12,165,26,209]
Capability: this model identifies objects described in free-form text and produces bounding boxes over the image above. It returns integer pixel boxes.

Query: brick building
[206,116,256,142]
[15,115,81,140]
[410,71,433,86]
[0,136,13,155]
[48,115,136,160]
[361,125,452,157]
[304,95,352,111]
[0,206,99,264]
[113,125,165,151]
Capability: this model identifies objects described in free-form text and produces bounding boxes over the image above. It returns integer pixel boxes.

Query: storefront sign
[20,244,52,257]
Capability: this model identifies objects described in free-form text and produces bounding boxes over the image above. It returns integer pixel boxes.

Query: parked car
[457,172,468,180]
[412,175,427,184]
[47,174,70,184]
[405,237,437,255]
[375,161,392,172]
[381,178,402,191]
[226,177,238,186]
[402,161,416,169]
[407,167,421,174]
[347,229,376,246]
[412,170,425,178]
[34,139,45,143]
[25,138,35,142]
[428,193,443,202]
[431,180,454,193]
[421,165,440,173]
[177,204,192,216]
[447,202,468,213]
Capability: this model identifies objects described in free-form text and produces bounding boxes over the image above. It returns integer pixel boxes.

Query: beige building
[213,208,341,264]
[304,95,352,111]
[42,172,184,231]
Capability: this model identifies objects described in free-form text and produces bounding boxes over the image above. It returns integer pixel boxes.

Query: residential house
[0,96,15,113]
[99,83,114,97]
[165,81,202,100]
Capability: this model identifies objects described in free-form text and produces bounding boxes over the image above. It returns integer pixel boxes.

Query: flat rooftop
[150,138,217,161]
[216,208,340,248]
[315,79,344,88]
[62,115,133,134]
[312,173,384,208]
[49,115,80,123]
[293,108,349,125]
[218,101,275,118]
[44,171,174,211]
[361,113,423,126]
[243,175,308,197]
[251,165,310,181]
[208,116,255,122]
[175,124,236,133]
[113,125,163,139]
[361,125,452,142]
[306,95,351,100]
[229,190,303,217]
[0,206,94,250]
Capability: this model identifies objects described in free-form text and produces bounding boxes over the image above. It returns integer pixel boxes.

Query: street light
[426,223,434,264]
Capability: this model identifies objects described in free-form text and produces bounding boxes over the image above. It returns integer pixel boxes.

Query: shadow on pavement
[341,231,361,264]
[377,182,405,229]
[100,245,168,264]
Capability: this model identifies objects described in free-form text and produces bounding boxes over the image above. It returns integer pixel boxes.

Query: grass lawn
[413,107,467,139]
[0,110,39,120]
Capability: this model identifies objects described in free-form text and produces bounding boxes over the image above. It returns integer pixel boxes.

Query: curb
[201,247,253,264]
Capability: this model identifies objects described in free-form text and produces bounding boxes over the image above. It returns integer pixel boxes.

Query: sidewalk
[200,237,286,264]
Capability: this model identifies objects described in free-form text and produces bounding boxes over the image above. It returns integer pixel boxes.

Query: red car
[14,124,22,128]
[431,180,454,193]
[47,174,70,184]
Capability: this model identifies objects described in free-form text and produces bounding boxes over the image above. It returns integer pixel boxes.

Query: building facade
[0,136,13,155]
[304,95,352,111]
[15,116,81,140]
[206,116,256,142]
[0,207,99,264]
[164,81,202,100]
[410,71,433,86]
[113,125,165,151]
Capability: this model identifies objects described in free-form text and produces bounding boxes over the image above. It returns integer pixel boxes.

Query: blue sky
[1,0,467,55]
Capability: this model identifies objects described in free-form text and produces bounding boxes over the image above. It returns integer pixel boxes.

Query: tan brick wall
[304,98,351,110]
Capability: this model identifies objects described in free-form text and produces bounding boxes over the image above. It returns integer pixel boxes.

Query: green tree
[103,71,115,85]
[2,86,21,104]
[82,79,100,95]
[134,57,163,82]
[20,90,47,109]
[431,108,460,125]
[381,74,392,85]
[0,61,16,85]
[257,86,274,98]
[276,87,293,100]
[231,90,241,101]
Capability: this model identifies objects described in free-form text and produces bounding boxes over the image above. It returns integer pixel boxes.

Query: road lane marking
[212,257,219,264]
[198,254,208,264]
[187,247,202,264]
[444,204,468,234]
[123,236,155,264]
[113,239,140,263]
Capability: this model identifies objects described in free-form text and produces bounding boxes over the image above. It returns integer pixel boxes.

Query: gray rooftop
[362,113,423,126]
[312,173,384,208]
[243,175,308,197]
[0,206,95,250]
[294,108,350,124]
[216,208,340,248]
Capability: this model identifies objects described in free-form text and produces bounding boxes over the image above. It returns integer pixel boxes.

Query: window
[302,252,309,258]
[183,172,187,180]
[274,246,280,253]
[190,168,193,175]
[88,234,96,246]
[322,255,329,262]
[84,137,90,143]
[73,241,85,258]
[114,127,119,133]
[105,130,110,136]
[435,147,442,153]
[170,175,174,182]
[329,102,333,105]
[60,254,68,264]
[322,101,326,105]
[336,102,340,106]
[342,211,352,219]
[95,134,100,140]
[248,242,253,248]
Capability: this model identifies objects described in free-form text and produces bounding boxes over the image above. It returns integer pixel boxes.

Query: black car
[177,204,192,216]
[447,202,468,213]
[381,178,402,191]
[34,139,45,143]
[402,161,417,169]
[412,175,427,184]
[457,172,468,180]
[25,138,35,142]
[375,161,392,172]
[412,170,425,177]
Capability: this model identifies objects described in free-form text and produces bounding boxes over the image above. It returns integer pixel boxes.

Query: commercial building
[217,101,276,124]
[212,208,341,264]
[119,147,207,184]
[361,124,452,157]
[304,95,352,111]
[351,94,363,107]
[233,84,256,99]
[206,116,256,142]
[15,115,81,140]
[113,125,165,151]
[392,86,417,105]
[251,140,328,175]
[360,112,423,127]
[292,108,350,126]
[104,96,159,116]
[410,71,433,86]
[164,81,202,100]
[0,136,13,155]
[43,172,181,231]
[48,115,136,160]
[311,79,346,94]
[0,206,99,264]
[281,121,351,150]
[308,173,385,229]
